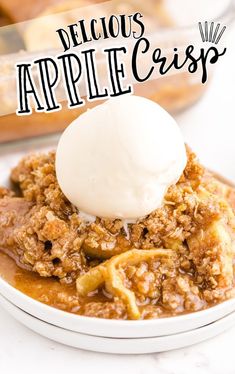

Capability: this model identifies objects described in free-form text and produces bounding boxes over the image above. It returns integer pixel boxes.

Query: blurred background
[0,0,234,145]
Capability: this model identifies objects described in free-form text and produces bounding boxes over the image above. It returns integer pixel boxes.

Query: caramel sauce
[0,250,107,314]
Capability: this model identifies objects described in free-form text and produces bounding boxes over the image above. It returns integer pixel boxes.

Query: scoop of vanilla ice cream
[56,95,187,219]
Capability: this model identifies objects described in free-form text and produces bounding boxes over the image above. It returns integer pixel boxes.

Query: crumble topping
[0,146,235,319]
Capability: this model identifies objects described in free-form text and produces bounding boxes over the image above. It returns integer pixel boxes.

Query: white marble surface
[0,19,235,374]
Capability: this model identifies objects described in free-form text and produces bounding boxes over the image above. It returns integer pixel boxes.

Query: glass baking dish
[0,0,234,143]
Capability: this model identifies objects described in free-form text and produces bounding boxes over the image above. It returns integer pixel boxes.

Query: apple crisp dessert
[0,147,235,319]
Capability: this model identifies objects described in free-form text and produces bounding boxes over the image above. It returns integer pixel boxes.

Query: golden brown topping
[0,146,234,319]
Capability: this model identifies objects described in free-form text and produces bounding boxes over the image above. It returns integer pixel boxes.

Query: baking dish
[0,0,234,142]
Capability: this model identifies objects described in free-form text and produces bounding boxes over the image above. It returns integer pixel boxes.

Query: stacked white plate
[1,146,235,353]
[0,276,235,354]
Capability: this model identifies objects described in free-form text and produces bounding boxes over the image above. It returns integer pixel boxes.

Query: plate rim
[1,292,235,354]
[1,275,235,338]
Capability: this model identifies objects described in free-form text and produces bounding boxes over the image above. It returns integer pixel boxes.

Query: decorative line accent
[198,22,226,44]
[198,22,205,42]
[209,22,214,43]
[215,26,226,44]
[205,21,208,42]
[212,23,220,43]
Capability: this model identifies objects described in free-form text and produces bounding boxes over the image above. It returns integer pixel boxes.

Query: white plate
[1,144,235,339]
[1,276,235,339]
[0,293,235,354]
